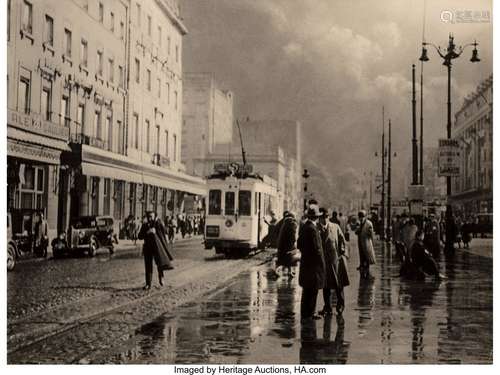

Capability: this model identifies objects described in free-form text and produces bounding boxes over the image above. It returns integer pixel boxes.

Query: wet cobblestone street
[88,238,493,364]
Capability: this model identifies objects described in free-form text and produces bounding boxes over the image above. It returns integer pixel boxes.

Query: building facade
[7,0,205,237]
[451,74,493,215]
[182,72,234,176]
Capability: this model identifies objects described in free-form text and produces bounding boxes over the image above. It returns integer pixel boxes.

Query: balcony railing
[152,153,171,168]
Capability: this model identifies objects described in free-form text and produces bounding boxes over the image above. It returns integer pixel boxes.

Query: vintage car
[7,213,17,271]
[7,209,47,270]
[61,215,116,257]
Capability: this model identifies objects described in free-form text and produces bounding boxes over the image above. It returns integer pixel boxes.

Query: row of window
[133,58,179,108]
[131,113,177,162]
[17,66,125,155]
[16,65,178,160]
[208,190,252,216]
[135,2,180,63]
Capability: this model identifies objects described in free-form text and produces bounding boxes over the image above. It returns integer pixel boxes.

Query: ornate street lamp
[419,34,480,254]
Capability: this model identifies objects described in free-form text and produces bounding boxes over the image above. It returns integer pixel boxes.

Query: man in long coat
[356,210,376,279]
[138,211,174,290]
[297,205,325,320]
[319,208,347,315]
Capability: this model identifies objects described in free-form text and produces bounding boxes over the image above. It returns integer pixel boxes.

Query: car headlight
[78,231,85,239]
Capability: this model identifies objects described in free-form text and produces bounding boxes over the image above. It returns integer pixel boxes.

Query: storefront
[7,109,71,238]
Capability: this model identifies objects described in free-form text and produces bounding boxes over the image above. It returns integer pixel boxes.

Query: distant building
[182,73,234,175]
[451,74,493,215]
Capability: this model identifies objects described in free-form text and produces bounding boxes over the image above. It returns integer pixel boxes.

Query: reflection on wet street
[96,240,492,364]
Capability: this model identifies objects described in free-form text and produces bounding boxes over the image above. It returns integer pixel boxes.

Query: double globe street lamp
[419,34,480,254]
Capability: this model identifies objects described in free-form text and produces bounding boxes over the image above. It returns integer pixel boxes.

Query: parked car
[7,209,46,270]
[7,213,17,271]
[60,215,116,257]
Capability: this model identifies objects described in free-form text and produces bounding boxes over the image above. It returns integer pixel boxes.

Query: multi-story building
[451,74,493,215]
[122,0,205,224]
[7,0,205,236]
[182,72,234,176]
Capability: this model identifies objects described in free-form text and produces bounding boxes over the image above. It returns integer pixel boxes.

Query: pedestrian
[297,205,326,321]
[410,230,446,280]
[338,212,349,242]
[137,211,174,290]
[318,208,347,316]
[179,215,186,238]
[424,213,441,259]
[400,217,418,253]
[134,216,141,244]
[392,215,401,243]
[355,210,376,279]
[276,211,299,278]
[171,215,178,241]
[34,212,49,258]
[262,211,279,248]
[461,219,473,249]
[330,211,340,226]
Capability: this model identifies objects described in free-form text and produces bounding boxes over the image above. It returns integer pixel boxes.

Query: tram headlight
[206,225,220,237]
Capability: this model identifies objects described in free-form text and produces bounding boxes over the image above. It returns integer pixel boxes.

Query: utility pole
[419,61,424,185]
[386,119,392,242]
[380,107,386,241]
[412,64,418,185]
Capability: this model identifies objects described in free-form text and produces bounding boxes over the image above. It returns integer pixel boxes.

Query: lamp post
[419,34,480,254]
[386,119,392,242]
[302,168,310,212]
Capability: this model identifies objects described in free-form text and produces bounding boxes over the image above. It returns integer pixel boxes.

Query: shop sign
[438,139,461,176]
[8,109,69,141]
[8,140,61,164]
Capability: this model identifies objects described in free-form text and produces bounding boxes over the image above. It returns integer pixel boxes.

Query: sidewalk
[457,237,492,258]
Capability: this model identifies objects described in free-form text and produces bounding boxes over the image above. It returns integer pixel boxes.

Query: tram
[204,163,280,256]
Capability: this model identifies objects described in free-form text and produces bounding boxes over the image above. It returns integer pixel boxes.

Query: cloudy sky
[181,0,492,199]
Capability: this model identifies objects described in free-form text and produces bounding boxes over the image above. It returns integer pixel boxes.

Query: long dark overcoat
[138,218,174,270]
[297,220,325,289]
[277,216,298,267]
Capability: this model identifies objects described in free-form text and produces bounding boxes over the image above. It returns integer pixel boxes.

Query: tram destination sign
[438,139,461,177]
[214,162,253,175]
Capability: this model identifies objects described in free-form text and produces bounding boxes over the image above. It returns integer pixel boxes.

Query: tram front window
[238,190,251,216]
[208,190,221,215]
[225,191,235,215]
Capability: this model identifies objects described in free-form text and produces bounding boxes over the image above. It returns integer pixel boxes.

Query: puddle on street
[96,242,492,364]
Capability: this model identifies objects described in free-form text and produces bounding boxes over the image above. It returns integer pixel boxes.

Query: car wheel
[88,238,97,257]
[7,244,16,271]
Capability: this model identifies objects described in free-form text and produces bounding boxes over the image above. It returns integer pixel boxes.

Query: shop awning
[81,162,207,196]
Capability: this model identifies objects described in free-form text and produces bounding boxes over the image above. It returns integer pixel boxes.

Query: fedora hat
[307,205,321,218]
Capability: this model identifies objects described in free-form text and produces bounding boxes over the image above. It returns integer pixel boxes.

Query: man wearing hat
[297,204,326,320]
[319,207,347,315]
[356,210,376,278]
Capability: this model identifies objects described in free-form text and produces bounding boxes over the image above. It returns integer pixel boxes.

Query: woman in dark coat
[138,211,174,290]
[276,212,299,276]
[297,205,326,320]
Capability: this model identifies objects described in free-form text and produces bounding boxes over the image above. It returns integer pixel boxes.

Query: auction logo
[440,9,491,23]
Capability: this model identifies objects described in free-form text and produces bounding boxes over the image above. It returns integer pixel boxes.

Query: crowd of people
[124,213,204,244]
[265,200,361,322]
